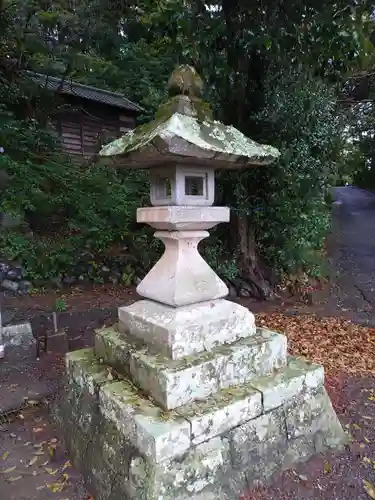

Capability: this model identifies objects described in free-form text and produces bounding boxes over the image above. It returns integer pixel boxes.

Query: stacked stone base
[55,332,346,500]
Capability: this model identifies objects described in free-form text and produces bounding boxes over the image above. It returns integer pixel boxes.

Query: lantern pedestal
[57,333,345,500]
[56,65,346,500]
[55,203,346,499]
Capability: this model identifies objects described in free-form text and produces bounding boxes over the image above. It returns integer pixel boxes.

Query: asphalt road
[331,186,375,325]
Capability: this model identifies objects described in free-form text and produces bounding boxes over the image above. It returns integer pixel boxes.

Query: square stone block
[178,383,262,446]
[100,382,191,463]
[118,299,256,360]
[129,328,287,410]
[67,349,191,464]
[137,205,230,231]
[250,356,324,411]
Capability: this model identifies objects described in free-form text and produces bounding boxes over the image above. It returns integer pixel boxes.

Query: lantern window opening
[155,176,172,200]
[185,176,205,197]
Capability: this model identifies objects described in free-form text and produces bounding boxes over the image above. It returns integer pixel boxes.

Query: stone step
[66,348,325,465]
[95,326,288,410]
[118,299,256,360]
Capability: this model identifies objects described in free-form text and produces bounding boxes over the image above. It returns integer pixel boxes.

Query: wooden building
[31,72,143,159]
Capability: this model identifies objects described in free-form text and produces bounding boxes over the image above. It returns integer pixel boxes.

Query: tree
[1,0,374,292]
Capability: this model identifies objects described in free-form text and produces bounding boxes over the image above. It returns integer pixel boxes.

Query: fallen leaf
[0,466,16,474]
[47,482,64,493]
[324,461,331,474]
[28,456,38,467]
[62,460,72,472]
[9,433,16,438]
[6,475,22,482]
[364,479,375,499]
[1,452,9,461]
[49,444,57,460]
[44,467,59,475]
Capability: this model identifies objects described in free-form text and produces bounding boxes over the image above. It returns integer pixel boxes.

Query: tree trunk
[231,212,275,300]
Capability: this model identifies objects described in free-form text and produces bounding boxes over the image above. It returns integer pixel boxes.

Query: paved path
[331,186,375,325]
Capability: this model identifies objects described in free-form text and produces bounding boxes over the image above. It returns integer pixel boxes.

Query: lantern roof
[99,65,280,169]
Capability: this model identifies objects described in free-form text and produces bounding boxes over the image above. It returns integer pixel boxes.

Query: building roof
[28,72,144,113]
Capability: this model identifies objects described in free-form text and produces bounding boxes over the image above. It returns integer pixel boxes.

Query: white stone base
[60,348,346,500]
[136,231,228,307]
[95,326,287,410]
[118,299,256,360]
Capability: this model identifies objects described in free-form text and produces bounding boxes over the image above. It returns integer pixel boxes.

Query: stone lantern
[59,66,345,500]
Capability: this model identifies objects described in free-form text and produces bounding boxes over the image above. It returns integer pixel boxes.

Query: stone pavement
[331,186,375,325]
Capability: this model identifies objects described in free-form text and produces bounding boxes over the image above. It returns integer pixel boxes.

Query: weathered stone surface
[129,328,287,410]
[179,383,262,446]
[58,345,346,500]
[100,381,191,463]
[250,356,324,411]
[136,231,228,307]
[99,99,280,170]
[285,386,347,449]
[95,326,133,376]
[66,348,111,396]
[148,165,216,207]
[1,322,34,347]
[229,407,287,470]
[117,299,256,360]
[137,205,229,230]
[56,372,243,499]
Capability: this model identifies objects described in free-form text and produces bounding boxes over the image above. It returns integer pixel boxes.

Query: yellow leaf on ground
[28,456,38,467]
[47,482,64,493]
[44,467,58,475]
[0,466,16,474]
[7,475,22,482]
[364,479,375,499]
[324,461,331,474]
[1,452,9,461]
[62,460,72,472]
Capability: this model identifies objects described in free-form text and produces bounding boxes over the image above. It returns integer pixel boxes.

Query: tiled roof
[28,72,143,113]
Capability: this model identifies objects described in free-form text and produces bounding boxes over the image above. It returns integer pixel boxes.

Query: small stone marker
[59,65,346,500]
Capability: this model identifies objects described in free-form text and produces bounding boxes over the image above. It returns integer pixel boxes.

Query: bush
[219,67,346,282]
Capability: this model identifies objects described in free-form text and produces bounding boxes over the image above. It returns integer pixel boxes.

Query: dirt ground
[1,186,375,499]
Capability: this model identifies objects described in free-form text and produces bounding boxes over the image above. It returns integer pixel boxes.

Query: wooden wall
[56,96,136,159]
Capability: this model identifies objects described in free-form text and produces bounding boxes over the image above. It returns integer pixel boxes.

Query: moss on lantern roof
[99,65,280,167]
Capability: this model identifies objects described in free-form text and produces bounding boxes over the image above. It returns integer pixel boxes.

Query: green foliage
[0,75,150,282]
[1,0,374,292]
[248,68,344,277]
[54,298,68,312]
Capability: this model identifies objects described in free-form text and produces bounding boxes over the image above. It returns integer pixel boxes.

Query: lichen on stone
[99,65,280,168]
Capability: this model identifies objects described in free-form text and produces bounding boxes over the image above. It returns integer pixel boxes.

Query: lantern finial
[167,65,204,98]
